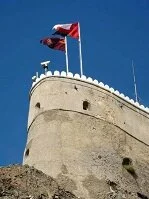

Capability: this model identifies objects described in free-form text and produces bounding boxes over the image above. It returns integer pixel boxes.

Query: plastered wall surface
[23,77,149,199]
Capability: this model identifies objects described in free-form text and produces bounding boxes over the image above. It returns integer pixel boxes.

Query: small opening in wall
[25,149,29,157]
[83,101,90,110]
[122,157,137,178]
[35,102,40,109]
[122,157,132,166]
[74,85,78,91]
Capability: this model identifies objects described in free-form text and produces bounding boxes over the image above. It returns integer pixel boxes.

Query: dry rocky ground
[0,165,78,199]
[0,164,149,199]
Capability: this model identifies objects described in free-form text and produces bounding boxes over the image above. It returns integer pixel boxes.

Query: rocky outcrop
[1,164,149,199]
[0,164,149,199]
[0,165,78,199]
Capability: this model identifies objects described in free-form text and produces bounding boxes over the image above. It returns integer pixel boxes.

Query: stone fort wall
[23,72,149,199]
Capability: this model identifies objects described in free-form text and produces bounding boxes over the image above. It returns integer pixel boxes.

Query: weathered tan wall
[23,77,149,199]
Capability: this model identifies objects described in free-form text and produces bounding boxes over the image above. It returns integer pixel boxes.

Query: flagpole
[65,36,69,75]
[78,22,83,76]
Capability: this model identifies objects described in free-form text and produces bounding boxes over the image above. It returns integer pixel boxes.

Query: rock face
[0,164,149,199]
[0,165,78,199]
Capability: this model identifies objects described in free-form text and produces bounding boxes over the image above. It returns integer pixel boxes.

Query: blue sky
[0,0,149,166]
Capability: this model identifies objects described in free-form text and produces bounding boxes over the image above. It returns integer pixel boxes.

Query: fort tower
[23,71,149,199]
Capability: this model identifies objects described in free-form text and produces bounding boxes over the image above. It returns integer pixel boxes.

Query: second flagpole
[65,36,69,75]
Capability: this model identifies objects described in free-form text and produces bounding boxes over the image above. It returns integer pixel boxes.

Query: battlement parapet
[31,70,149,114]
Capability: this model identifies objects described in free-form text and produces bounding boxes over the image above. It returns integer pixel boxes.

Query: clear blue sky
[0,0,149,166]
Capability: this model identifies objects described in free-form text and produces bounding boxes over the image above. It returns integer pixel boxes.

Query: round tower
[23,71,149,199]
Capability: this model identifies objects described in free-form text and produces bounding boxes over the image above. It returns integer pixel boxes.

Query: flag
[52,23,79,39]
[40,37,65,51]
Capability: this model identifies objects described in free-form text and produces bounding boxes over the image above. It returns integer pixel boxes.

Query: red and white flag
[52,23,79,39]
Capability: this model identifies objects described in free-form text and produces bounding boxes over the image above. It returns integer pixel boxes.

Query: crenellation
[30,71,149,114]
[74,73,80,79]
[54,71,60,76]
[93,79,98,85]
[67,72,73,77]
[46,71,52,76]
